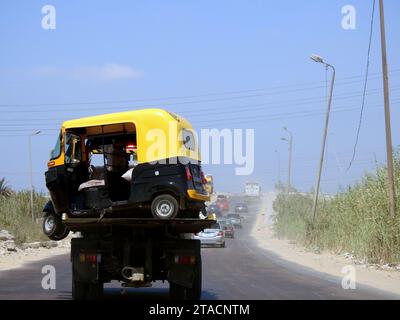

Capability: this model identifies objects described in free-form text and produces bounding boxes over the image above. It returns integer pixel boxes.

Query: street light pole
[275,149,281,184]
[29,130,41,221]
[281,127,293,194]
[310,55,335,222]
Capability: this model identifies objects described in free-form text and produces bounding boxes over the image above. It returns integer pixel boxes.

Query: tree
[0,178,12,197]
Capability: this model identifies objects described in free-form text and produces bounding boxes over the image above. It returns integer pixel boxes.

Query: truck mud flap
[168,265,195,288]
[163,239,200,288]
[71,238,101,283]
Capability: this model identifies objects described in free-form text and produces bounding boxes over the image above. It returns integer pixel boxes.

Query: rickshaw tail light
[126,143,136,152]
[185,167,192,181]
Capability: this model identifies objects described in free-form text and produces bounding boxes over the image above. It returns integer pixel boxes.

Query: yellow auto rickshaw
[42,108,210,240]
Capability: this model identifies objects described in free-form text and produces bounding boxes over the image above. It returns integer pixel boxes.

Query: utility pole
[310,55,335,222]
[379,0,396,217]
[281,127,293,194]
[287,135,292,194]
[29,130,41,221]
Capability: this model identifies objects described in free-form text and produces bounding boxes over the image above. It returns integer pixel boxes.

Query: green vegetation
[0,184,48,244]
[0,178,12,197]
[273,155,400,264]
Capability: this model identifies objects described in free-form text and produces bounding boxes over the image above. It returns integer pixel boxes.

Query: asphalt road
[0,195,398,300]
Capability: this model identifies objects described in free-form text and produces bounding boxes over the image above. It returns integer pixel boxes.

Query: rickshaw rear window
[50,133,62,160]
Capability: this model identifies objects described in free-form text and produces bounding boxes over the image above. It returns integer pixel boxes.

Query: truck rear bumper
[71,237,201,289]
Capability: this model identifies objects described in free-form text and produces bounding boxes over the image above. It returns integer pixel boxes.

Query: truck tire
[169,258,202,300]
[151,195,179,220]
[42,212,70,241]
[169,282,187,300]
[72,280,87,300]
[186,257,202,300]
[72,279,103,300]
[87,282,103,300]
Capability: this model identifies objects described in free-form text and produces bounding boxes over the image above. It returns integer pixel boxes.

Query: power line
[0,134,55,137]
[1,83,399,117]
[347,0,376,171]
[10,98,392,130]
[194,99,398,127]
[1,97,399,131]
[1,91,397,126]
[0,68,399,111]
[1,95,399,132]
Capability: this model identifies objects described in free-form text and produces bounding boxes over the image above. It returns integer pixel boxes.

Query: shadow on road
[56,288,219,300]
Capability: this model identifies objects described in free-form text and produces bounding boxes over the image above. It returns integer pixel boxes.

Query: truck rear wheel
[169,257,202,300]
[186,257,202,300]
[72,279,103,300]
[169,282,187,300]
[151,194,179,220]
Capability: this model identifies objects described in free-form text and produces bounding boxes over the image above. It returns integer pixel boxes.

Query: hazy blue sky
[0,0,399,193]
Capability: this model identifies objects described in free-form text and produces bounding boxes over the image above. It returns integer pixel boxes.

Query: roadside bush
[272,153,400,264]
[0,190,48,244]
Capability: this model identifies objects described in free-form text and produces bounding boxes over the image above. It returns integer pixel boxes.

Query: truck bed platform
[63,216,215,233]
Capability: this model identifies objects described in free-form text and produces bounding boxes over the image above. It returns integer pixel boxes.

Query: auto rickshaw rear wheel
[43,211,70,241]
[151,194,179,219]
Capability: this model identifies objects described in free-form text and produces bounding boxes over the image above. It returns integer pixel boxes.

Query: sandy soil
[0,242,70,272]
[251,192,400,296]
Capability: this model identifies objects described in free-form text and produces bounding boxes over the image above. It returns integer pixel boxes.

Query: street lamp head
[32,130,41,136]
[310,54,324,64]
[280,137,287,141]
[283,126,292,138]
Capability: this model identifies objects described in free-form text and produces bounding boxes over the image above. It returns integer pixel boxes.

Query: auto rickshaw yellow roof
[62,108,191,130]
[61,108,200,164]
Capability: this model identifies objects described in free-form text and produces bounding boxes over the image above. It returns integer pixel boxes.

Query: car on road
[193,222,225,248]
[216,195,229,212]
[234,202,248,213]
[207,204,222,217]
[227,213,242,229]
[218,219,235,238]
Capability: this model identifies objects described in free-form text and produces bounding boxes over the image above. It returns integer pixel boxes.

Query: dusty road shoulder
[0,243,69,272]
[251,199,400,296]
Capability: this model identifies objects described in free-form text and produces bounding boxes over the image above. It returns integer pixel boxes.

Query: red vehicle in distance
[216,194,229,212]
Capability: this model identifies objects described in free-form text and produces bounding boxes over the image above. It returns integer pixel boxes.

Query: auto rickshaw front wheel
[42,211,70,241]
[151,194,179,219]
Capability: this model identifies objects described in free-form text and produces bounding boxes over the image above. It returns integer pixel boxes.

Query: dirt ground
[0,241,70,272]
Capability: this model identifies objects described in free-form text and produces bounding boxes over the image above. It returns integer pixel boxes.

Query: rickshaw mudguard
[43,200,55,213]
[45,166,70,214]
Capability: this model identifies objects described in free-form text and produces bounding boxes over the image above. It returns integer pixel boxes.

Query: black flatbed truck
[62,214,213,300]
